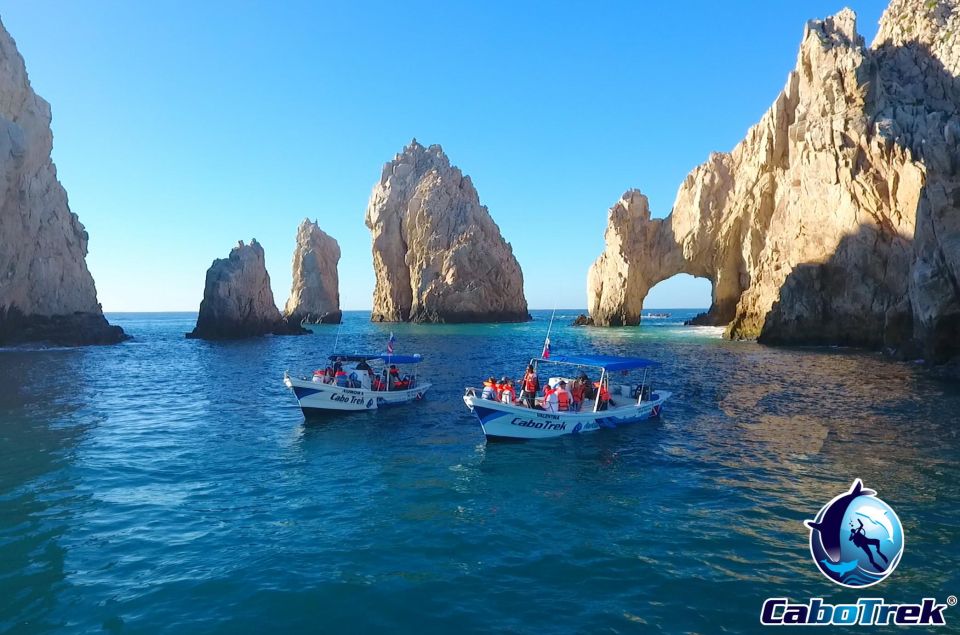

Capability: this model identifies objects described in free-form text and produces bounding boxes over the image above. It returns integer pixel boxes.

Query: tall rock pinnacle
[0,18,125,345]
[187,240,308,339]
[365,140,529,323]
[588,0,960,366]
[284,218,342,325]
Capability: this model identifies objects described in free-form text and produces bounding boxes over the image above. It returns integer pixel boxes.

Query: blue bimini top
[329,353,424,364]
[536,354,659,372]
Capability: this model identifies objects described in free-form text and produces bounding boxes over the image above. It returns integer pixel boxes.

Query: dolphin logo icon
[805,479,876,563]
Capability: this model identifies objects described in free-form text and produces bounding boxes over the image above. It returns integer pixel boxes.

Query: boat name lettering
[510,417,566,431]
[330,393,367,405]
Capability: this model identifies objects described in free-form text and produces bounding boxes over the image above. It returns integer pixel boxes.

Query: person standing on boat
[500,379,517,405]
[388,365,400,390]
[554,380,573,411]
[521,365,539,408]
[571,378,585,411]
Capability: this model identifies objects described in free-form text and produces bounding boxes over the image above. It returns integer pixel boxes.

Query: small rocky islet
[1,0,959,373]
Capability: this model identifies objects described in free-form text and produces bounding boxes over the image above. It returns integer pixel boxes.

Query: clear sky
[0,0,886,311]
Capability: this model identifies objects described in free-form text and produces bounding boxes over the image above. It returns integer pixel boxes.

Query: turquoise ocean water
[2,310,959,633]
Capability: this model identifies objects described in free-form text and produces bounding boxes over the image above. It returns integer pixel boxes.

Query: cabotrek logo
[805,479,903,588]
[759,479,952,627]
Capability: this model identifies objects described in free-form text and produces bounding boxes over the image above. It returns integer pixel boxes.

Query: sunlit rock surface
[284,219,341,325]
[188,240,308,339]
[0,19,125,345]
[365,140,529,323]
[589,0,960,364]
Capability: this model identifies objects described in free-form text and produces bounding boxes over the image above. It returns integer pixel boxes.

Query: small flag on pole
[387,332,395,354]
[541,336,550,359]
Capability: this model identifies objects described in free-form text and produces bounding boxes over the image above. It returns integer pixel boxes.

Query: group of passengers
[480,365,614,411]
[312,359,414,391]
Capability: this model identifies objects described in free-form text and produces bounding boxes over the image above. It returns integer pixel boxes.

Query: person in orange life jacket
[498,376,510,401]
[554,380,573,411]
[595,379,613,411]
[388,365,400,390]
[481,377,498,400]
[570,377,586,411]
[542,383,558,412]
[520,365,539,408]
[500,379,517,404]
[372,374,384,391]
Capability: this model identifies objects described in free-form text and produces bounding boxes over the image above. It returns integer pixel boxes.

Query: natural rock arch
[587,188,745,327]
[588,1,960,369]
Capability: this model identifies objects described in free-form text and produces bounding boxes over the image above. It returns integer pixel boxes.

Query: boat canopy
[535,354,659,372]
[328,353,423,364]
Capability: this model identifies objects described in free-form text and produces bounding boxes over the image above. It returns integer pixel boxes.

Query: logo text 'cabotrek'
[804,479,904,588]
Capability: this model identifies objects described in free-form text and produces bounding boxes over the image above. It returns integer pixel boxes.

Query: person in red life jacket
[394,375,409,390]
[388,365,400,390]
[595,379,613,411]
[520,365,539,408]
[481,377,498,400]
[540,383,555,412]
[570,377,586,411]
[500,379,517,404]
[372,374,383,391]
[554,380,573,411]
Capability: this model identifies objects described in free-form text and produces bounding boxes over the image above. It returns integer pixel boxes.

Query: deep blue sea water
[2,310,959,634]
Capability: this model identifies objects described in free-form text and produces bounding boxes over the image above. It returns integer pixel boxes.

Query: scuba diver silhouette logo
[805,479,904,588]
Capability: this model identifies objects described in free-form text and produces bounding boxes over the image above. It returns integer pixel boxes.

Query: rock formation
[283,219,342,324]
[187,240,308,339]
[0,19,125,345]
[588,0,960,365]
[365,140,529,323]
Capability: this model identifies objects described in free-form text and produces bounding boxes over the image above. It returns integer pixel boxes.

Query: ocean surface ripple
[1,310,958,633]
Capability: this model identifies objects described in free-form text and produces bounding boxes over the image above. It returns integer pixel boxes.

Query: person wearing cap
[554,379,573,411]
[481,376,498,400]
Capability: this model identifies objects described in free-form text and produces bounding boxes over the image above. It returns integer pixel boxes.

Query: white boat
[463,354,671,440]
[284,353,431,416]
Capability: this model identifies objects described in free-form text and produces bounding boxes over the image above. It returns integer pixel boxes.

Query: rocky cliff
[588,0,960,364]
[187,240,308,339]
[365,140,529,323]
[283,219,341,324]
[0,19,125,345]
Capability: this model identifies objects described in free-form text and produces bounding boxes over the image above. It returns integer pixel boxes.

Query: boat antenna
[332,316,343,354]
[542,304,557,359]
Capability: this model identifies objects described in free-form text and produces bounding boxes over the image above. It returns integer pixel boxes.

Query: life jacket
[556,389,570,411]
[500,385,516,404]
[523,372,538,393]
[495,382,504,399]
[571,382,585,401]
[595,382,611,401]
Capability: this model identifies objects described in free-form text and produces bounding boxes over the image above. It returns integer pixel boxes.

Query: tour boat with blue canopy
[463,353,671,440]
[284,352,430,416]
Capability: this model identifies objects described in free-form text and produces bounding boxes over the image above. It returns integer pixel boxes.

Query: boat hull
[463,391,671,440]
[284,375,431,416]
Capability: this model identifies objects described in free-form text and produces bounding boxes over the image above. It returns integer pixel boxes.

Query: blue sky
[0,0,885,311]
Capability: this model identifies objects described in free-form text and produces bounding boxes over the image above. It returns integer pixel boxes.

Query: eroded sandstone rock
[188,240,307,339]
[284,219,342,325]
[0,19,125,345]
[588,0,960,365]
[365,140,529,323]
